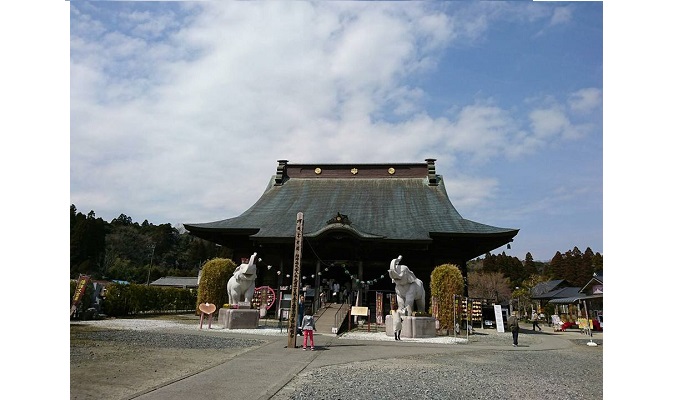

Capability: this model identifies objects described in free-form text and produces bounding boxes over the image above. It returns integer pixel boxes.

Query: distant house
[546,273,603,328]
[530,279,581,313]
[547,273,603,305]
[149,276,199,289]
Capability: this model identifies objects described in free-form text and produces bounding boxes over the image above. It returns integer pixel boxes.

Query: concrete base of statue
[385,315,436,338]
[218,307,259,329]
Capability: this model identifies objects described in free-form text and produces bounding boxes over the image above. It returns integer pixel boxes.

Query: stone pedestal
[218,308,260,329]
[385,315,436,338]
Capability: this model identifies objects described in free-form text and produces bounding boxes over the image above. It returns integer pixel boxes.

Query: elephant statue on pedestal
[227,253,259,306]
[388,255,426,316]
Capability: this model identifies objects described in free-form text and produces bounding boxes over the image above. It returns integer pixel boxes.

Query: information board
[351,306,369,316]
[494,304,505,332]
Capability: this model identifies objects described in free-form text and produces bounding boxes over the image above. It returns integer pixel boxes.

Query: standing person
[508,311,519,347]
[319,291,326,308]
[392,308,404,341]
[332,282,340,302]
[300,309,316,350]
[531,310,542,331]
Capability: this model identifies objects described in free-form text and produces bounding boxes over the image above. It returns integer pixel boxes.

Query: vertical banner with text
[375,292,383,324]
[287,212,304,349]
[431,296,439,330]
[70,274,91,316]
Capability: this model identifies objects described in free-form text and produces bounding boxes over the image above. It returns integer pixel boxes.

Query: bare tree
[467,271,512,302]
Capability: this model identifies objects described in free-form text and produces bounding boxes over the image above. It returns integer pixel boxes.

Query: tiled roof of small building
[150,276,199,288]
[530,280,568,298]
[534,286,583,300]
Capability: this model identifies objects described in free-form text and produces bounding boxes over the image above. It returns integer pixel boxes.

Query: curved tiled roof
[184,160,518,245]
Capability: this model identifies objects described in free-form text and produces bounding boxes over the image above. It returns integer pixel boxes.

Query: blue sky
[67,1,603,262]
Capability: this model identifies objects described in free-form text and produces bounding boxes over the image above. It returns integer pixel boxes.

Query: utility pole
[146,244,155,286]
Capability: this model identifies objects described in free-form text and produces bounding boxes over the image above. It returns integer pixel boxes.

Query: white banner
[494,304,505,332]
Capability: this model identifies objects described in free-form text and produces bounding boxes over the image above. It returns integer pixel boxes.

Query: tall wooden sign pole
[287,212,304,348]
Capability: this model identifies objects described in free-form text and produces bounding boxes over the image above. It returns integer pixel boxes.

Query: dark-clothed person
[508,312,520,347]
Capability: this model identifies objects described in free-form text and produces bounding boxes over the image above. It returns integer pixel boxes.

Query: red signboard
[376,292,383,324]
[252,286,276,310]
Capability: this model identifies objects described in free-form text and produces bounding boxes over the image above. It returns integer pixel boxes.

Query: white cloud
[443,174,499,211]
[70,1,600,232]
[549,6,573,26]
[529,106,570,139]
[569,88,602,114]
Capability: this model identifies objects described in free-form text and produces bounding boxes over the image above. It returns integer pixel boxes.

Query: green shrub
[430,263,464,334]
[196,258,236,314]
[102,282,130,316]
[100,282,197,317]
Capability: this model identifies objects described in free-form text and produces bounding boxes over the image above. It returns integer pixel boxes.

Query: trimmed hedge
[430,263,464,334]
[196,258,236,315]
[99,282,196,317]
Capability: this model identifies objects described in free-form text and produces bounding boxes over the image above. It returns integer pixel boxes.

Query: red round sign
[252,286,276,310]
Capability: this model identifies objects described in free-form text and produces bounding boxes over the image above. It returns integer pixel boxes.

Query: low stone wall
[384,315,436,338]
[218,308,260,329]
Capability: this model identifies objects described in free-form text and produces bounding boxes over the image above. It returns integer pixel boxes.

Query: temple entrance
[316,260,356,306]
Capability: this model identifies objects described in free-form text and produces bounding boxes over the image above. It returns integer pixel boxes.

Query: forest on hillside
[70,205,231,284]
[70,205,602,292]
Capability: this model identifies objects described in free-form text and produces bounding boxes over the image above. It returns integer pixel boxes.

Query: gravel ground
[272,348,602,400]
[70,316,602,400]
[70,316,271,400]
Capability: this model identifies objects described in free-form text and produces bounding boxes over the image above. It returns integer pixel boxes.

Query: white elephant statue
[388,255,426,316]
[227,253,259,306]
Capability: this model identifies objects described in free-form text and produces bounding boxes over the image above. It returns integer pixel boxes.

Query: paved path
[128,326,602,400]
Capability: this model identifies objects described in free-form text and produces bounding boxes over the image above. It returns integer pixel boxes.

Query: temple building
[184,159,519,304]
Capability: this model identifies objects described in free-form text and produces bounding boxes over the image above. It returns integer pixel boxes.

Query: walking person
[508,311,519,347]
[531,310,542,331]
[300,309,316,351]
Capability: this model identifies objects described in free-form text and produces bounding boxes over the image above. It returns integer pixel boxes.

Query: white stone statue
[227,253,258,306]
[388,255,426,316]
